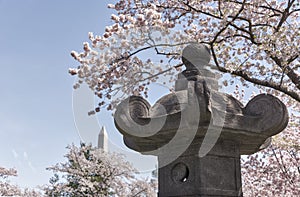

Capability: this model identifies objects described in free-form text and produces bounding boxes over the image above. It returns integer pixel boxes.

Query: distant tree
[0,167,20,196]
[0,166,42,196]
[44,143,156,197]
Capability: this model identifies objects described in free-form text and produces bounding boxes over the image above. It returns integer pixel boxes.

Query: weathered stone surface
[158,138,242,197]
[114,88,288,155]
[114,43,289,196]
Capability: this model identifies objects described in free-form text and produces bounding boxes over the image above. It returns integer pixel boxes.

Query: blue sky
[0,0,158,189]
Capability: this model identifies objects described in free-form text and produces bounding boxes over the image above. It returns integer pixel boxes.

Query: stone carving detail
[115,74,288,155]
[171,162,189,183]
[114,43,289,196]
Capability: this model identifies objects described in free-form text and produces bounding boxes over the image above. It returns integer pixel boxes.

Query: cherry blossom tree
[242,114,300,196]
[0,166,42,196]
[44,143,157,197]
[69,0,300,112]
[0,167,20,196]
[69,0,299,196]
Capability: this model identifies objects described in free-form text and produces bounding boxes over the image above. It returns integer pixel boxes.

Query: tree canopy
[69,0,300,113]
[44,143,156,197]
[0,167,41,196]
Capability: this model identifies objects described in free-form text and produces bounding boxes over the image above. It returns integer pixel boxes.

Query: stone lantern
[114,44,289,196]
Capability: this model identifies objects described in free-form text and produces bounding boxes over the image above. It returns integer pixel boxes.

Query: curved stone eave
[120,127,273,155]
[114,93,288,156]
[115,111,288,155]
[114,108,183,138]
[218,127,272,155]
[118,117,287,155]
[218,111,289,136]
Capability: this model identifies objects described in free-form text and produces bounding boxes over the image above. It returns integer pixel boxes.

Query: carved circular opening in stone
[171,162,189,183]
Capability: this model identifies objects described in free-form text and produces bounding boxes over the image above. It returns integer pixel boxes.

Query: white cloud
[23,151,28,160]
[27,161,37,173]
[12,149,18,158]
[22,151,37,173]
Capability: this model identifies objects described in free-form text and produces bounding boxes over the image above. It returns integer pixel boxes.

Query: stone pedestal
[158,138,242,197]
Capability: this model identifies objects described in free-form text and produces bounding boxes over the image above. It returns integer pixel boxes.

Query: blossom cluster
[70,0,300,115]
[44,143,157,197]
[0,167,42,196]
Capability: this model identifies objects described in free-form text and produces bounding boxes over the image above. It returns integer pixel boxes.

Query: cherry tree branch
[210,45,300,102]
[271,147,294,185]
[270,55,300,90]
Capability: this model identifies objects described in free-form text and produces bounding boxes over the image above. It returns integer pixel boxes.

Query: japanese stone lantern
[114,44,288,196]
